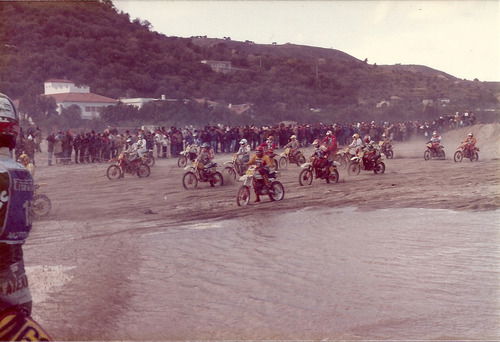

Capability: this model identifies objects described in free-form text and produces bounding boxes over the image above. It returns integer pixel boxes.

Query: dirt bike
[31,183,51,218]
[379,141,394,159]
[142,149,155,167]
[424,142,445,160]
[177,144,198,168]
[334,147,354,169]
[236,165,284,206]
[299,159,340,185]
[106,152,151,179]
[278,147,306,168]
[348,151,385,175]
[182,160,223,189]
[453,144,479,162]
[223,154,249,181]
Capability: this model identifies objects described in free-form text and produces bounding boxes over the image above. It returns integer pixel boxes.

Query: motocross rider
[236,139,251,164]
[310,139,329,170]
[283,135,300,159]
[126,134,147,162]
[348,133,363,154]
[461,133,477,154]
[247,146,273,202]
[0,93,43,339]
[196,142,215,174]
[361,135,379,165]
[259,136,277,156]
[429,131,442,153]
[17,153,35,178]
[321,130,338,163]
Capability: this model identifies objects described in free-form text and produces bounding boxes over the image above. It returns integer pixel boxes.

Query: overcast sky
[113,0,500,82]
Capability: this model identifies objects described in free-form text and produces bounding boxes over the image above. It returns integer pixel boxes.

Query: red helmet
[0,93,19,150]
[256,146,264,156]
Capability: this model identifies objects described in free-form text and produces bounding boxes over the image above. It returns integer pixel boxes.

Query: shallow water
[27,207,500,340]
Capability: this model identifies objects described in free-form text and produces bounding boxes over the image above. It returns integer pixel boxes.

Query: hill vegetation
[0,0,498,129]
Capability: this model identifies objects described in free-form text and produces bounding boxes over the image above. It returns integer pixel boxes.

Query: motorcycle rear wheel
[236,185,251,206]
[299,169,313,186]
[453,151,463,162]
[31,194,51,218]
[137,164,151,177]
[106,165,122,180]
[327,169,340,183]
[471,152,479,162]
[348,162,361,176]
[439,150,446,160]
[224,167,237,181]
[182,171,198,190]
[279,156,288,169]
[145,155,155,167]
[373,162,385,174]
[269,181,285,201]
[177,156,187,168]
[210,171,224,187]
[297,154,306,166]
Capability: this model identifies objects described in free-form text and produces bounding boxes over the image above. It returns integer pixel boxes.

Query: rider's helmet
[432,131,438,137]
[256,146,264,157]
[468,133,473,137]
[18,153,30,165]
[239,138,247,145]
[381,133,386,138]
[126,138,132,144]
[0,93,20,150]
[326,130,333,136]
[290,135,296,140]
[201,142,210,149]
[312,139,320,148]
[364,135,371,144]
[352,133,360,139]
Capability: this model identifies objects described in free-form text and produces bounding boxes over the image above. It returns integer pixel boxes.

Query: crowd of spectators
[16,111,477,166]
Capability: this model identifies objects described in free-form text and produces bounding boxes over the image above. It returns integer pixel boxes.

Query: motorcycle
[299,159,340,185]
[223,154,249,181]
[348,150,385,175]
[278,147,306,168]
[454,144,479,162]
[106,152,151,179]
[424,142,445,160]
[178,144,199,168]
[182,160,223,189]
[31,183,51,219]
[378,141,394,159]
[142,149,155,167]
[236,165,285,206]
[334,147,354,169]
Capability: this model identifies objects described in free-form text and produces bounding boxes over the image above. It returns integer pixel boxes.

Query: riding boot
[254,194,261,203]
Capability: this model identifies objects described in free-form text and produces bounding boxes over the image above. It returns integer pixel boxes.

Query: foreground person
[247,146,273,202]
[0,93,51,340]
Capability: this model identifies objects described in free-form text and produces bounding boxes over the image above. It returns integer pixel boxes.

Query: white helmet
[326,130,333,136]
[290,135,296,139]
[467,132,473,137]
[239,138,247,145]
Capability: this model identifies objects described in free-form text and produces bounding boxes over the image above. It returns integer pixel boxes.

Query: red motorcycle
[424,142,445,160]
[106,152,151,179]
[453,144,479,162]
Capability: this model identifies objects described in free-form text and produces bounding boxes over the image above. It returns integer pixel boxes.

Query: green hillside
[0,0,498,127]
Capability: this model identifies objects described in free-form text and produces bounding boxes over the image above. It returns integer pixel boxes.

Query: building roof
[45,92,117,104]
[45,79,75,84]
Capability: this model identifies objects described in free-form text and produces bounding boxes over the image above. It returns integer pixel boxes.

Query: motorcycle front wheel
[279,156,288,169]
[299,169,313,186]
[177,156,187,168]
[236,185,251,206]
[31,194,52,218]
[106,165,122,180]
[348,162,361,175]
[137,164,151,177]
[269,181,285,201]
[453,151,463,162]
[385,150,394,159]
[182,171,198,190]
[373,162,386,174]
[424,150,431,161]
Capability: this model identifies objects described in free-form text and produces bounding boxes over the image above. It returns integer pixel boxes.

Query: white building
[43,79,117,119]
